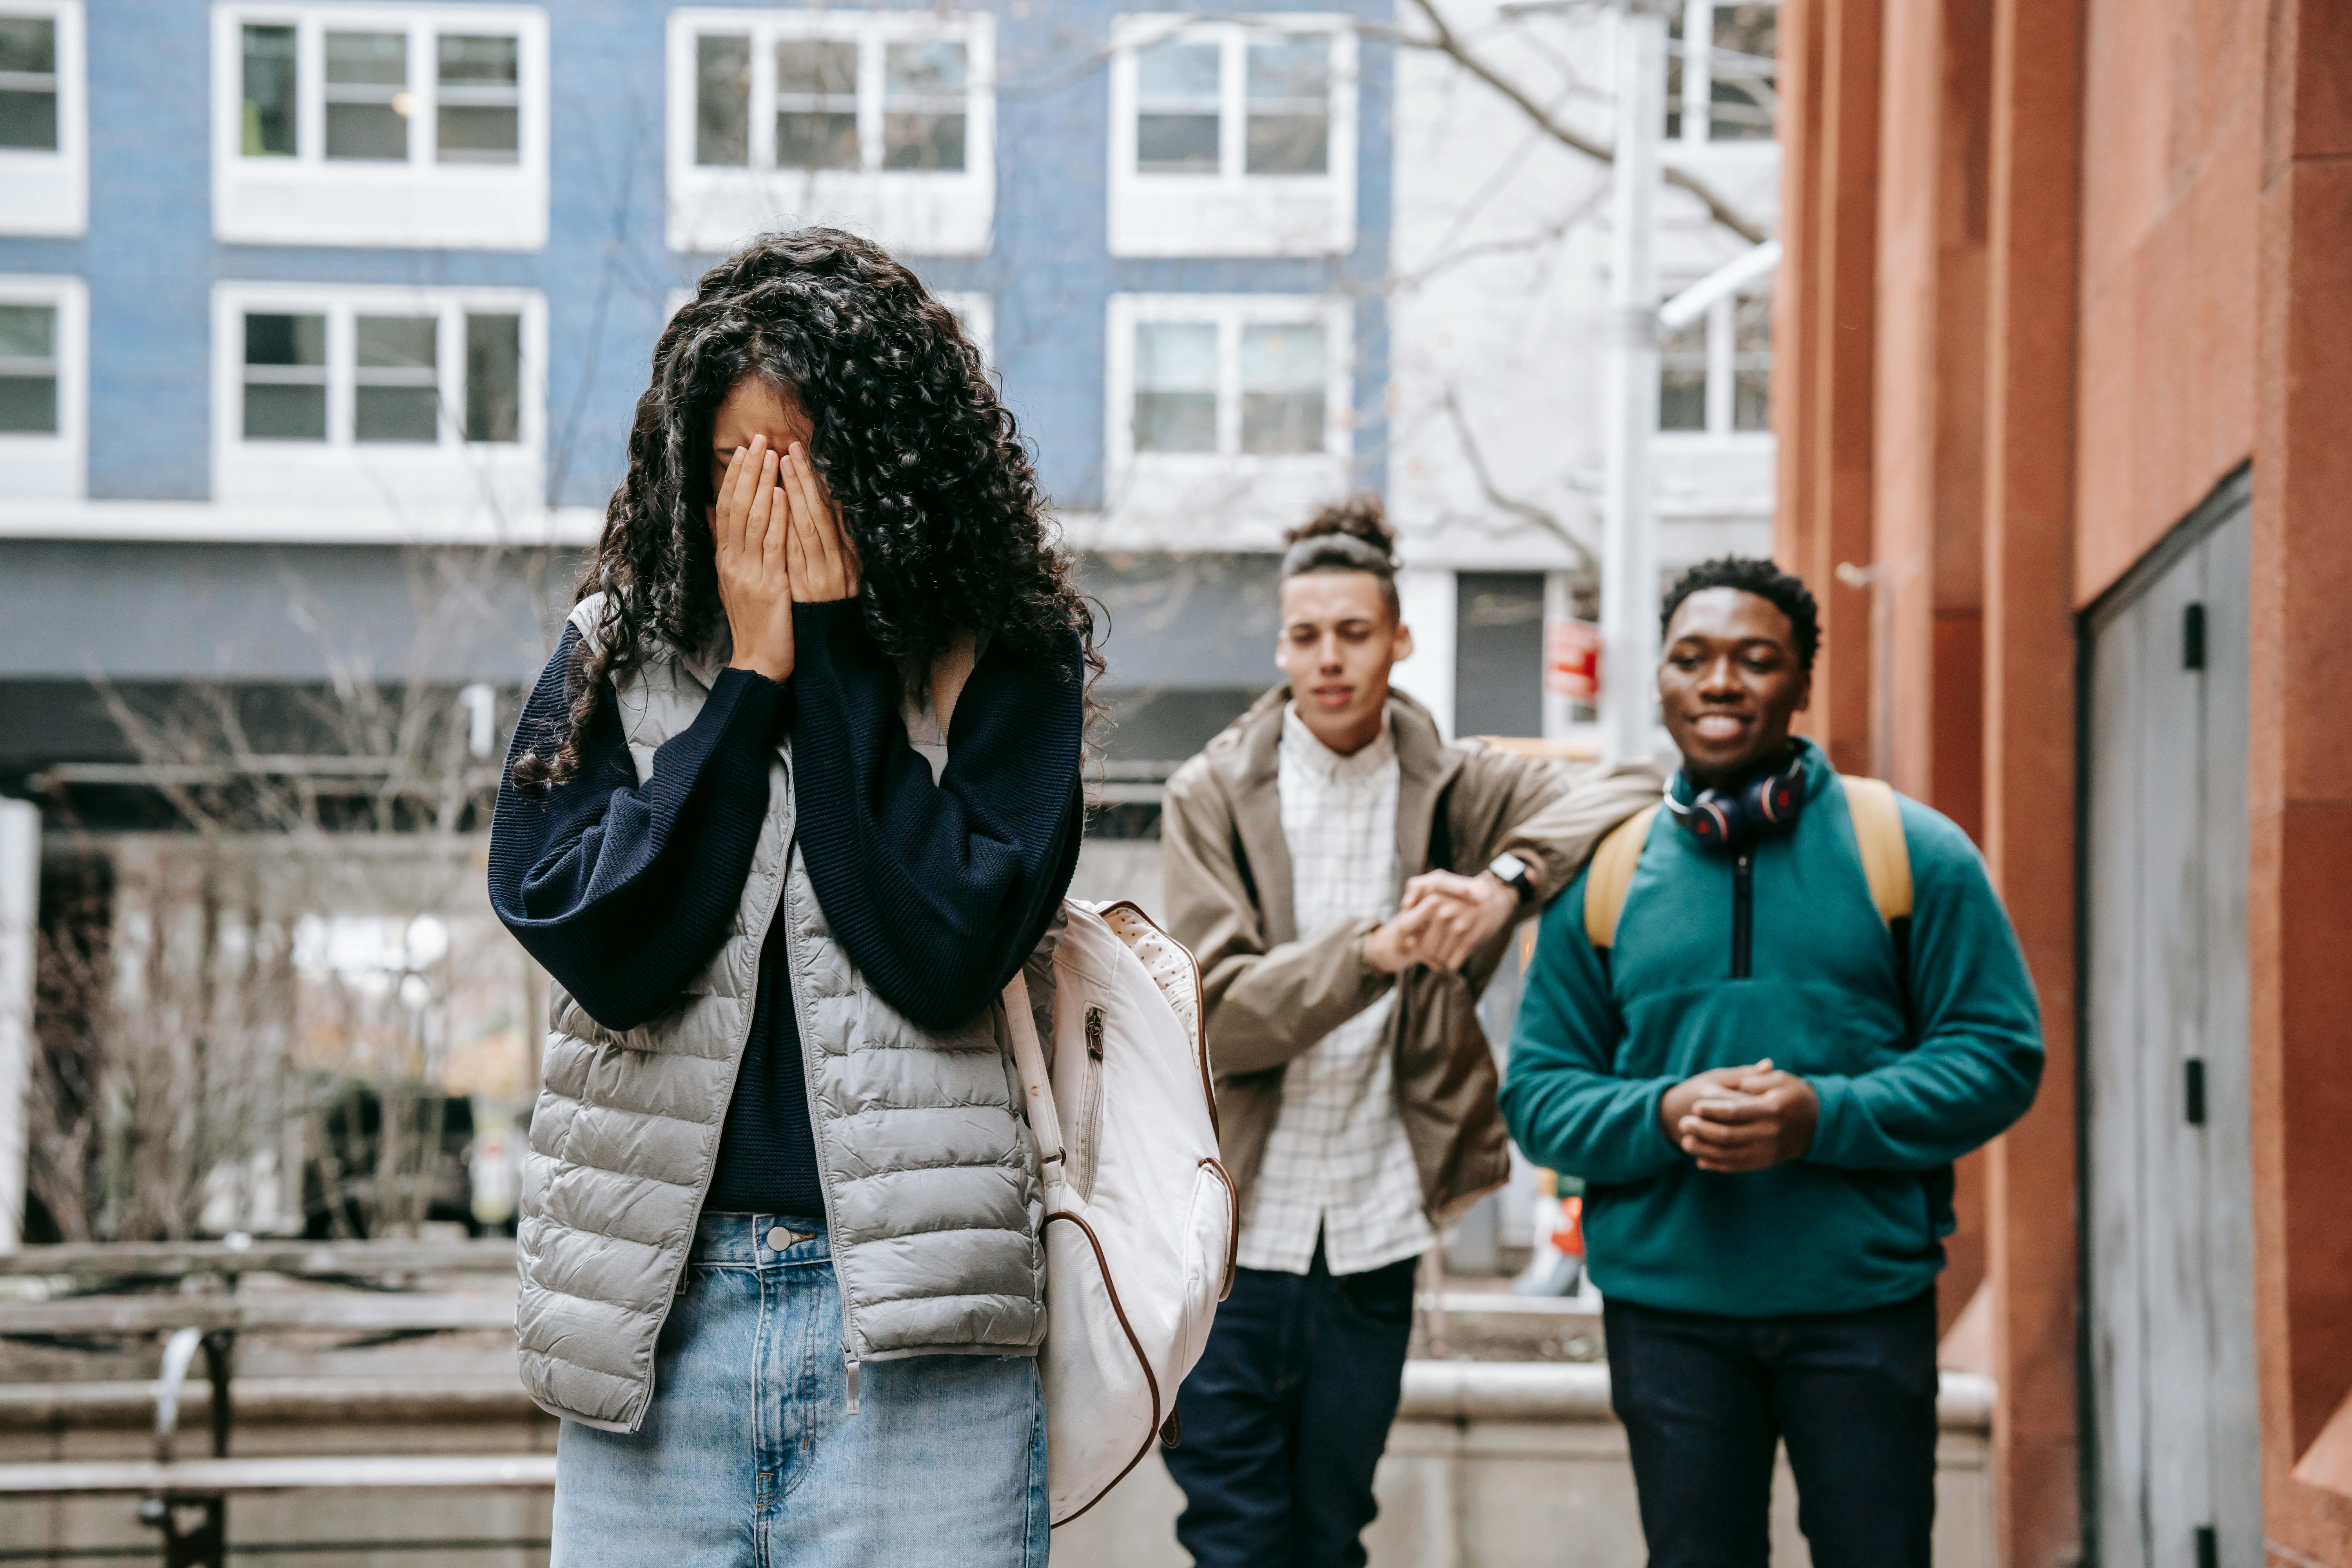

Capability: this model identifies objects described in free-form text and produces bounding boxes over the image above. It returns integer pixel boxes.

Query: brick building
[1772,2,2352,1563]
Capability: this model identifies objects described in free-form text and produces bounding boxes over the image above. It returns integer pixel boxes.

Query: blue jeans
[1604,1289,1940,1568]
[550,1212,1048,1568]
[1160,1242,1418,1568]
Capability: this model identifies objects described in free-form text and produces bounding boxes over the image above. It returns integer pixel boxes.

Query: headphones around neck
[1666,747,1808,852]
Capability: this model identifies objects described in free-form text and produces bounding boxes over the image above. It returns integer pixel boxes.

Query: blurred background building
[0,0,1779,1251]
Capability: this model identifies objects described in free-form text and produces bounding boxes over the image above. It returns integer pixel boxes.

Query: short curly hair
[1661,556,1821,671]
[513,227,1098,786]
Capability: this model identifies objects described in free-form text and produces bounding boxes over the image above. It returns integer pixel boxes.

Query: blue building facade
[0,0,1396,783]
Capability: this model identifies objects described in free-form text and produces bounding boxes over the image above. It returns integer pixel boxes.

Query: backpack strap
[1837,776,1914,926]
[1001,969,1065,1186]
[1583,804,1662,951]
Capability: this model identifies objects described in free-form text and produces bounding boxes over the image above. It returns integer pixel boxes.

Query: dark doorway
[1455,572,1544,738]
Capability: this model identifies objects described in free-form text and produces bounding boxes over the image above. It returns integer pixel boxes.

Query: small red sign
[1545,620,1601,699]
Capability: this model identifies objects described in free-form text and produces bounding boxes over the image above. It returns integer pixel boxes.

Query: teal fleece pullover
[1499,742,2042,1318]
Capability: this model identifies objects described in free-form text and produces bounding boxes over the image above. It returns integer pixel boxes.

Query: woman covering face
[488,228,1092,1568]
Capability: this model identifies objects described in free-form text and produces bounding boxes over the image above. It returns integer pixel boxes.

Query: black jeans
[1162,1241,1418,1568]
[1605,1289,1940,1568]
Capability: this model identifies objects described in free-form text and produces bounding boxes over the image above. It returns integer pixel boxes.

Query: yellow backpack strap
[1838,776,1914,925]
[1583,803,1662,950]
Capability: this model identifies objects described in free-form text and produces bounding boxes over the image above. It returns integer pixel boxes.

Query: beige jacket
[1160,688,1664,1227]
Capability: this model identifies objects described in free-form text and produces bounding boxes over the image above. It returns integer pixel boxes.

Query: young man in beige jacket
[1159,497,1662,1568]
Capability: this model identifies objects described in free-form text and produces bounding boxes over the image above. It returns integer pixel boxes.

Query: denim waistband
[691,1210,830,1266]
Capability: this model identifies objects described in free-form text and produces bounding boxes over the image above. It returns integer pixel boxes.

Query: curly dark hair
[514,227,1099,786]
[1660,555,1821,671]
[1279,492,1401,619]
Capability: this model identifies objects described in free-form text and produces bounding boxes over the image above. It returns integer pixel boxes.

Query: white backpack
[1001,899,1237,1525]
[902,657,1234,1523]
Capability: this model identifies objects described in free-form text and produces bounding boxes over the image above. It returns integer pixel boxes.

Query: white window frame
[1104,293,1352,548]
[209,3,549,250]
[665,9,995,257]
[1656,282,1771,444]
[1107,13,1356,259]
[0,274,86,500]
[0,1,86,237]
[1668,0,1777,151]
[211,281,546,519]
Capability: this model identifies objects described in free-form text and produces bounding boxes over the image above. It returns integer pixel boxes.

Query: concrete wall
[0,1364,1998,1567]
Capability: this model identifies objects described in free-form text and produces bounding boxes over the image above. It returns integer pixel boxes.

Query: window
[668,10,995,256]
[436,33,519,163]
[1109,15,1355,258]
[1659,316,1707,432]
[214,283,543,516]
[323,29,407,160]
[772,38,855,168]
[0,274,86,499]
[0,299,56,432]
[1666,1,1778,145]
[241,311,327,439]
[1106,294,1352,541]
[0,2,84,236]
[211,5,548,249]
[236,303,520,445]
[465,312,521,442]
[884,40,965,171]
[1135,41,1217,173]
[1134,323,1216,453]
[1240,321,1326,454]
[1730,290,1770,429]
[0,9,55,148]
[1246,37,1328,175]
[240,23,295,154]
[1657,284,1771,437]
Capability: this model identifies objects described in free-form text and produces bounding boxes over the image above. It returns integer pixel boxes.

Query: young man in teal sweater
[1500,557,2042,1568]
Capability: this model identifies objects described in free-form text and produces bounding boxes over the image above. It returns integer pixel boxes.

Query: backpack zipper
[1731,853,1753,979]
[1073,1005,1107,1199]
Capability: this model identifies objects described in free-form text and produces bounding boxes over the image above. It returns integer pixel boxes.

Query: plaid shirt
[1233,706,1437,1277]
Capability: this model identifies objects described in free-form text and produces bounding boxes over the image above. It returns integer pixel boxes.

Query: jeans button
[767,1226,791,1252]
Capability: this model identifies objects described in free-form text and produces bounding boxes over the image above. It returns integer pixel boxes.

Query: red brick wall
[2250,3,2352,1559]
[1780,3,2352,1559]
[2073,0,2263,606]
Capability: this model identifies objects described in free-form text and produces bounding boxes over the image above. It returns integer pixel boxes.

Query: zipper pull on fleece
[842,1348,861,1415]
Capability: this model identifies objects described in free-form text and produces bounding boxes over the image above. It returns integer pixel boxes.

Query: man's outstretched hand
[1396,869,1520,971]
[1658,1060,1820,1173]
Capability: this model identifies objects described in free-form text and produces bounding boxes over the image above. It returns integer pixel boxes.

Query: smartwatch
[1487,851,1537,905]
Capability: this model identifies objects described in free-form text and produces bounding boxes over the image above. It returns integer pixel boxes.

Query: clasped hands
[714,432,861,684]
[1657,1059,1820,1173]
[1363,869,1521,976]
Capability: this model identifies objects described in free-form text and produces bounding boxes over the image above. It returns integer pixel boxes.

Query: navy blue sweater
[487,599,1085,1216]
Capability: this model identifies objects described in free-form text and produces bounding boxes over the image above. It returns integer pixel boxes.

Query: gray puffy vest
[513,595,1046,1432]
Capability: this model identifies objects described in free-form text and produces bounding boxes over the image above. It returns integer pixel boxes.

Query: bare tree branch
[1380,0,1769,245]
[1397,183,1609,293]
[1440,385,1596,569]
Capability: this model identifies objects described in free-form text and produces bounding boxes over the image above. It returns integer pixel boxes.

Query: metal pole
[0,799,37,1252]
[1597,3,1667,764]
